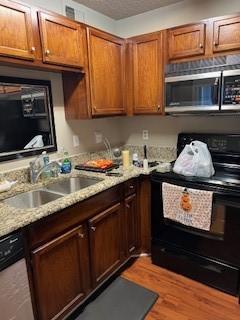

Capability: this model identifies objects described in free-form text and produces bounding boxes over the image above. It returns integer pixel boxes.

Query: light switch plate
[142,130,149,140]
[73,135,80,147]
[95,132,103,144]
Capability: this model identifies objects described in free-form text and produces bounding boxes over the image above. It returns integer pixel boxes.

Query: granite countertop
[0,165,158,238]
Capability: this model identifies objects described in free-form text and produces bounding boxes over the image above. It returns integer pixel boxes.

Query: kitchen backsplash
[0,145,176,184]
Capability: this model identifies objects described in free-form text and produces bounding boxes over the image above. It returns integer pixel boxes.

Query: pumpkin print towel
[162,182,213,231]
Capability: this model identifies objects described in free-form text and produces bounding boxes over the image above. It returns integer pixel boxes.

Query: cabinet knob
[129,185,134,189]
[45,49,50,56]
[157,105,161,111]
[199,43,203,49]
[126,204,130,209]
[78,232,85,239]
[213,41,218,46]
[91,226,96,232]
[30,46,36,53]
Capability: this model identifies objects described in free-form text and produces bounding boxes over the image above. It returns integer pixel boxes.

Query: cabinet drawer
[152,242,239,296]
[124,179,137,197]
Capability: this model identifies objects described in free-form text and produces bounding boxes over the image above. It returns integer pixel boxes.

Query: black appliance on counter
[151,133,240,297]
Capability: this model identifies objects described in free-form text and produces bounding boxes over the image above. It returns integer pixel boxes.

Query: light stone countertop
[0,165,159,238]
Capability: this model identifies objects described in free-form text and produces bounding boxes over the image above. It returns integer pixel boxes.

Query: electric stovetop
[152,133,240,194]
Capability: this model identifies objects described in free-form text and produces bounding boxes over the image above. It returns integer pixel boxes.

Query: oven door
[221,69,240,111]
[151,177,240,267]
[151,177,240,295]
[165,72,221,113]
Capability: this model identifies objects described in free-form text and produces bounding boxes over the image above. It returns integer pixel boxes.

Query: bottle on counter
[61,150,72,174]
[143,145,149,170]
[132,153,140,167]
[42,151,51,178]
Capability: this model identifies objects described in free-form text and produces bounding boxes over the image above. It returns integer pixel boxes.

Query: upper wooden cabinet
[87,28,126,116]
[131,32,163,114]
[213,16,240,53]
[0,0,36,60]
[38,11,84,68]
[168,23,206,60]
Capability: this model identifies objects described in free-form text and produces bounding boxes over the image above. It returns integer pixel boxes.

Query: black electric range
[151,133,240,297]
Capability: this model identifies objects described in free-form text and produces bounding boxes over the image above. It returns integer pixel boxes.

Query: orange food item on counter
[85,159,113,169]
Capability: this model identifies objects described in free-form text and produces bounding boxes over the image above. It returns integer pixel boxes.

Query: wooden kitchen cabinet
[63,28,126,118]
[38,11,84,68]
[125,193,138,256]
[0,0,36,60]
[31,224,91,320]
[89,202,123,287]
[87,28,126,116]
[168,23,206,60]
[213,16,240,53]
[131,32,164,114]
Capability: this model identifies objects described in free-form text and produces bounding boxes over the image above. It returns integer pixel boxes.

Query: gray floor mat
[75,277,158,320]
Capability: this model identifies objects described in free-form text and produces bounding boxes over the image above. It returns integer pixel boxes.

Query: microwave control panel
[223,76,240,105]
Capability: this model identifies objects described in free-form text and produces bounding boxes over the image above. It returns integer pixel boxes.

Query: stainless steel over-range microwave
[165,69,240,114]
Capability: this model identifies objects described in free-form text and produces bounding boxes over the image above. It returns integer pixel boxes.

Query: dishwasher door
[0,258,34,320]
[0,231,34,320]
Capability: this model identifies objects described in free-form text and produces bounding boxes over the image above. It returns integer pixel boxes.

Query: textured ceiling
[74,0,183,20]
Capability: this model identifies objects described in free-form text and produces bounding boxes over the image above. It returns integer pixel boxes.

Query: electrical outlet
[95,131,103,144]
[142,130,149,140]
[73,135,80,147]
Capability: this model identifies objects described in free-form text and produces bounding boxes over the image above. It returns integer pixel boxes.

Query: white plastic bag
[173,140,215,178]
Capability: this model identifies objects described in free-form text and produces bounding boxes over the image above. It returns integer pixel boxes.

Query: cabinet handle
[213,41,218,46]
[157,105,161,111]
[30,46,36,53]
[45,49,50,56]
[91,226,96,232]
[129,185,134,189]
[78,232,85,239]
[199,43,203,49]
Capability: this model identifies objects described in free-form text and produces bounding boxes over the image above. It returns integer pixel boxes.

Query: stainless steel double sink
[4,176,103,209]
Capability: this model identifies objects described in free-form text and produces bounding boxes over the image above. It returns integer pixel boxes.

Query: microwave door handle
[212,77,220,105]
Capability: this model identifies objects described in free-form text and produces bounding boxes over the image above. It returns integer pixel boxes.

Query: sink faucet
[29,157,61,184]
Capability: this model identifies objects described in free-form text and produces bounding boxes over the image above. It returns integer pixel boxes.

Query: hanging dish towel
[162,182,213,231]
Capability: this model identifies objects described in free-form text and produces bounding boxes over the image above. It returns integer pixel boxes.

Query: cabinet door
[213,16,240,53]
[132,32,163,114]
[89,203,123,286]
[168,23,206,60]
[38,11,84,68]
[125,194,138,256]
[31,225,90,320]
[87,29,126,116]
[0,0,35,60]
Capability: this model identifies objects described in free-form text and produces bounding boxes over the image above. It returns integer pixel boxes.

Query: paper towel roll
[122,150,130,169]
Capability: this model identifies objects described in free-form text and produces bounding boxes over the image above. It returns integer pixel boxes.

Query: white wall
[116,0,240,37]
[122,116,240,148]
[23,0,117,34]
[0,66,123,171]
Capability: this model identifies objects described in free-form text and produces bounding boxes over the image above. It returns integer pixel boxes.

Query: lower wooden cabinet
[89,202,123,287]
[26,182,139,320]
[31,224,90,320]
[125,193,138,256]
